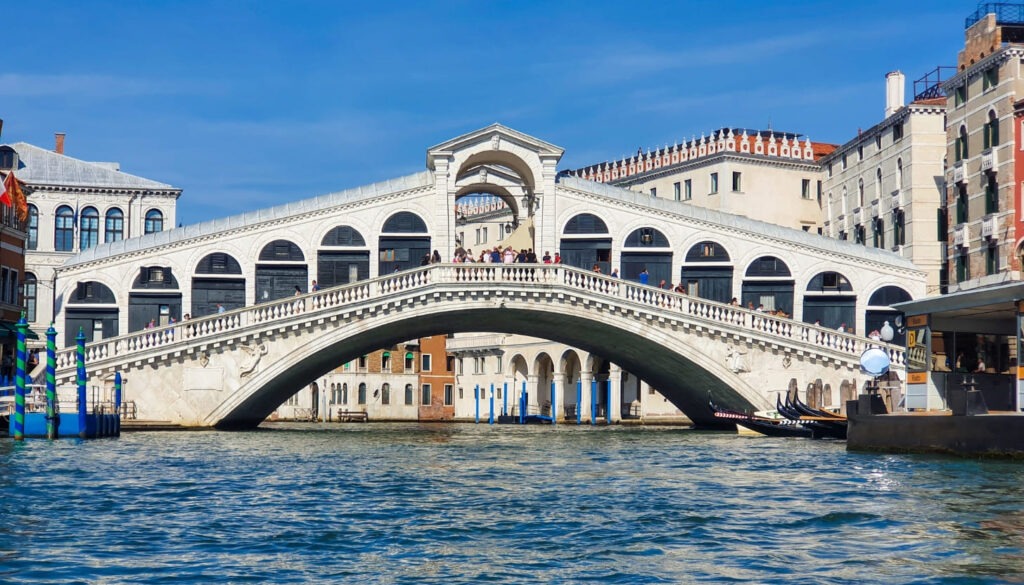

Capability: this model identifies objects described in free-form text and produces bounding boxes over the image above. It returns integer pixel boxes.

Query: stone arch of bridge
[205,300,768,429]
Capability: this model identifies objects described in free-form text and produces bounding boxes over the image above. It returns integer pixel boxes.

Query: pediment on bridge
[426,123,564,170]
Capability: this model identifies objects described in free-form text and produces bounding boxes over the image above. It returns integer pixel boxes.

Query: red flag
[3,171,27,221]
[0,172,10,207]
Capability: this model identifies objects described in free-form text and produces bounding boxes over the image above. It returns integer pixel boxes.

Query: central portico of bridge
[49,124,925,426]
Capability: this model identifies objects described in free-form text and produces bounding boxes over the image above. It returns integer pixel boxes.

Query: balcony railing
[966,3,1024,28]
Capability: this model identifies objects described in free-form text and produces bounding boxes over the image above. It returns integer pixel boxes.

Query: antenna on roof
[767,117,772,132]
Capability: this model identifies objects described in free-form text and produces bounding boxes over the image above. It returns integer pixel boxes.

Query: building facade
[943,11,1024,292]
[0,144,30,363]
[0,137,180,331]
[820,72,947,296]
[569,129,835,233]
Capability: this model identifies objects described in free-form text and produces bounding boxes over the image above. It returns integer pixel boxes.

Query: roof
[64,170,434,267]
[893,281,1024,316]
[2,142,177,190]
[558,175,920,271]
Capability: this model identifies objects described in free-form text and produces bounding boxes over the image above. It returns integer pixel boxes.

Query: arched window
[144,209,164,234]
[563,213,609,234]
[79,207,99,250]
[381,212,427,233]
[381,383,391,405]
[26,205,38,250]
[358,382,367,405]
[321,226,367,246]
[105,208,124,243]
[985,109,1000,149]
[405,383,414,405]
[23,273,37,322]
[54,205,75,251]
[258,240,305,262]
[341,383,348,405]
[957,126,969,161]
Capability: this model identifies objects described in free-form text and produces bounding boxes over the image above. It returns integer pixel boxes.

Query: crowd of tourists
[425,247,562,265]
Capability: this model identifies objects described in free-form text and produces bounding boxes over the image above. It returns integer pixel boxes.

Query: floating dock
[846,391,1024,458]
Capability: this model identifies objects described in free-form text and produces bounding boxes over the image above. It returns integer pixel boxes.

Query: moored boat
[709,400,814,438]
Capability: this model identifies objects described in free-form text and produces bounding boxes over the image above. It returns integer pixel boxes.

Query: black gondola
[791,392,846,420]
[709,400,814,438]
[782,393,847,440]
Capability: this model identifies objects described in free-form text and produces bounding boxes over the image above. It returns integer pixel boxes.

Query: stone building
[0,141,31,360]
[820,71,948,296]
[943,8,1024,292]
[568,128,836,233]
[0,136,180,332]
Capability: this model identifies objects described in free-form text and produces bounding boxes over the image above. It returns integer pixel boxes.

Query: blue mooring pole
[502,382,508,416]
[519,382,526,425]
[46,323,58,439]
[474,384,480,424]
[488,383,494,424]
[76,328,87,439]
[590,379,597,426]
[114,372,123,417]
[12,316,28,441]
[606,379,613,425]
[576,380,582,425]
[114,371,123,436]
[551,381,556,426]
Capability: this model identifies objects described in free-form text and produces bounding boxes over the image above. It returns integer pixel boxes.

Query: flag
[3,171,27,221]
[0,172,10,207]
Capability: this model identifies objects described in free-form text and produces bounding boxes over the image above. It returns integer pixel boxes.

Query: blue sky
[2,0,971,226]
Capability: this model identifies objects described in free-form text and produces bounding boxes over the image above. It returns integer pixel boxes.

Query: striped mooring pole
[76,328,87,439]
[12,315,28,440]
[46,323,58,439]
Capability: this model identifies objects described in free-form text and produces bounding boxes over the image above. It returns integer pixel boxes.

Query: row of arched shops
[46,211,912,346]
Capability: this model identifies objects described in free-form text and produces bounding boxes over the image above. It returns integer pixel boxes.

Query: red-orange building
[417,334,455,421]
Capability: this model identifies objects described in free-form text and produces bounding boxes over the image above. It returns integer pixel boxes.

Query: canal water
[2,424,1023,584]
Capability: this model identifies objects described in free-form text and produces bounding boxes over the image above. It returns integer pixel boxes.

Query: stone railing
[55,264,902,372]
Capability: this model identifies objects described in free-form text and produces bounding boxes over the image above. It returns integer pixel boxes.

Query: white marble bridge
[52,264,903,428]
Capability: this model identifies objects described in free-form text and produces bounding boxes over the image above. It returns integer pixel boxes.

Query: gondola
[791,392,846,420]
[709,400,814,438]
[780,393,847,440]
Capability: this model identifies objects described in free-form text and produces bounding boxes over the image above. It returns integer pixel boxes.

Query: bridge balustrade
[53,263,904,373]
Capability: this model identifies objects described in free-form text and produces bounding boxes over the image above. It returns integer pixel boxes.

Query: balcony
[891,189,902,209]
[981,149,998,172]
[953,224,965,247]
[953,164,964,183]
[982,214,999,240]
[871,200,880,219]
[853,207,863,224]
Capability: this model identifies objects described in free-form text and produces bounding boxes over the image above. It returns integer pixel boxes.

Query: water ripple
[2,423,1023,584]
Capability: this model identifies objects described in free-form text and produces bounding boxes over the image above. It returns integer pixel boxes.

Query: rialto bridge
[47,125,925,427]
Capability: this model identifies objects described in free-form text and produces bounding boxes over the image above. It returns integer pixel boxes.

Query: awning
[0,322,40,340]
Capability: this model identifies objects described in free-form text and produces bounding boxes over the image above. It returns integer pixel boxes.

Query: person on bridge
[294,286,302,297]
[311,280,320,292]
[639,267,649,285]
[431,250,442,264]
[542,251,552,263]
[217,304,225,314]
[553,252,561,264]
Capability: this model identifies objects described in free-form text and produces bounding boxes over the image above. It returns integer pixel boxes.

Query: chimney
[885,71,905,118]
[55,132,65,155]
